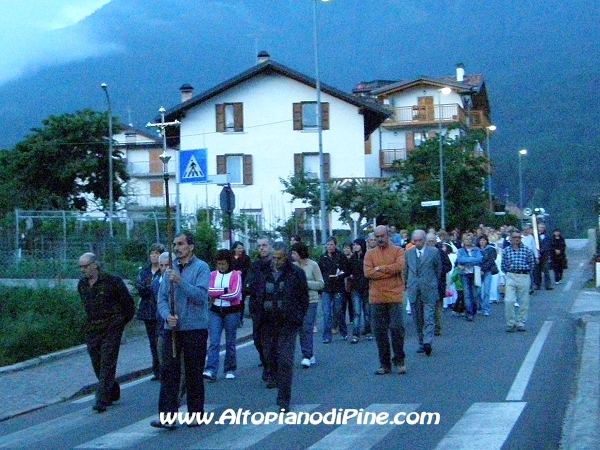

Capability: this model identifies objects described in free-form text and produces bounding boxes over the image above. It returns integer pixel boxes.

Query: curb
[0,344,89,375]
[561,315,600,449]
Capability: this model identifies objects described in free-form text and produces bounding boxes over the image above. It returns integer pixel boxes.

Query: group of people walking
[75,220,567,425]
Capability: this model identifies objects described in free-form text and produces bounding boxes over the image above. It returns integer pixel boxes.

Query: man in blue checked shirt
[501,230,536,332]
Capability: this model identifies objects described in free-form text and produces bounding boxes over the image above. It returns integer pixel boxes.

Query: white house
[353,63,492,179]
[113,126,177,211]
[160,52,389,236]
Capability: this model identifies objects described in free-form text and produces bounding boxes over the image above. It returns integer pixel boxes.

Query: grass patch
[0,286,86,366]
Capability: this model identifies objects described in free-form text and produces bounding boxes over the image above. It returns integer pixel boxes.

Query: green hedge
[0,286,86,366]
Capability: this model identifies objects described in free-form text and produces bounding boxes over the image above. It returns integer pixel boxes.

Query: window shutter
[149,149,162,173]
[321,102,330,130]
[217,155,226,174]
[364,135,372,155]
[234,103,244,132]
[216,104,225,132]
[150,181,164,197]
[406,132,415,156]
[293,103,302,130]
[294,153,303,175]
[243,154,253,185]
[324,153,331,180]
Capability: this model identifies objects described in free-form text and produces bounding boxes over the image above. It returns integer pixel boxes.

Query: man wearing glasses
[77,253,135,413]
[501,231,535,332]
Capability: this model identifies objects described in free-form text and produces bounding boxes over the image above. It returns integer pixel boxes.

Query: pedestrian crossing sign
[179,148,207,183]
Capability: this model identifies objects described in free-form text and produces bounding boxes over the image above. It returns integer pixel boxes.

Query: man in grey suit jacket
[403,230,442,356]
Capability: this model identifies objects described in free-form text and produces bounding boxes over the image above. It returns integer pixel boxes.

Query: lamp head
[159,152,171,165]
[440,87,452,95]
[487,125,497,132]
[101,83,107,90]
[519,149,527,156]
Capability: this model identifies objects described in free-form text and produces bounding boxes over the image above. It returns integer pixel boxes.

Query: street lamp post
[147,108,181,233]
[313,0,330,246]
[437,87,452,230]
[518,149,527,215]
[101,83,114,238]
[486,125,496,211]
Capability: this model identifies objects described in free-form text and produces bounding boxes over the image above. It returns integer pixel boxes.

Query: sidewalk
[0,318,254,422]
[561,290,600,450]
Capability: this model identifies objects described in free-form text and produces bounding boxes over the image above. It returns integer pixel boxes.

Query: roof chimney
[179,84,194,103]
[456,63,465,82]
[257,50,270,64]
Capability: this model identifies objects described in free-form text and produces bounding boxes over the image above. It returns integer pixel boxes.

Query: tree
[280,171,409,232]
[3,109,128,213]
[391,129,490,230]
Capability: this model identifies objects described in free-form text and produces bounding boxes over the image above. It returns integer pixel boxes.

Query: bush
[0,287,86,366]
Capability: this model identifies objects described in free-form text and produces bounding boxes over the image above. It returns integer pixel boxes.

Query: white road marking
[506,321,553,401]
[307,404,420,450]
[191,404,320,449]
[434,402,526,450]
[76,404,218,449]
[0,408,93,447]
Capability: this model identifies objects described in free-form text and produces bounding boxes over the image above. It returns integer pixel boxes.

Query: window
[216,154,253,185]
[150,181,163,197]
[293,102,329,131]
[240,208,263,231]
[294,152,330,181]
[216,103,243,132]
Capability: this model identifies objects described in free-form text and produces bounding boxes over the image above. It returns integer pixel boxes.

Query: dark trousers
[261,320,300,406]
[143,320,160,377]
[85,316,125,406]
[252,316,267,367]
[371,302,406,369]
[534,256,552,289]
[159,329,208,415]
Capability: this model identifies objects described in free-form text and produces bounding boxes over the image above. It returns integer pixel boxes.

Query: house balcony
[379,148,407,170]
[127,161,175,178]
[382,104,490,129]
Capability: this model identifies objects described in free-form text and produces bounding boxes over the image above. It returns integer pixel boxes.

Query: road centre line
[506,321,553,401]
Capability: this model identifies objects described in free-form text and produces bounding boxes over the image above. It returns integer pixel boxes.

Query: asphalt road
[0,246,588,450]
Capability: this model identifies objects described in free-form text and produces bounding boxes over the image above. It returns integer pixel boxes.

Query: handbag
[490,262,499,275]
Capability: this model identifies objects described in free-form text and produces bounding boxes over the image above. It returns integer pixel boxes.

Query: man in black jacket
[318,237,349,342]
[247,241,309,411]
[534,222,554,290]
[78,252,135,413]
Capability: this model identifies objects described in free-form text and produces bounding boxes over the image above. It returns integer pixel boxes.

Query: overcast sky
[0,0,116,85]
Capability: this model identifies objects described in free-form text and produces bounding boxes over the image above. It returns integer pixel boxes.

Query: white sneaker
[309,356,316,365]
[301,358,311,368]
[225,372,235,380]
[514,302,520,307]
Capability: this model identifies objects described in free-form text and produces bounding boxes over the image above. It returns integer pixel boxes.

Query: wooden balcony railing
[383,104,489,129]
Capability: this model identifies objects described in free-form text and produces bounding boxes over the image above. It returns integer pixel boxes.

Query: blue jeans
[480,272,492,314]
[205,310,238,375]
[322,292,345,340]
[299,302,318,358]
[351,289,369,337]
[460,273,477,318]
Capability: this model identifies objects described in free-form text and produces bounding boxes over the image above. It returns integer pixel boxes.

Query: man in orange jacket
[364,225,407,375]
